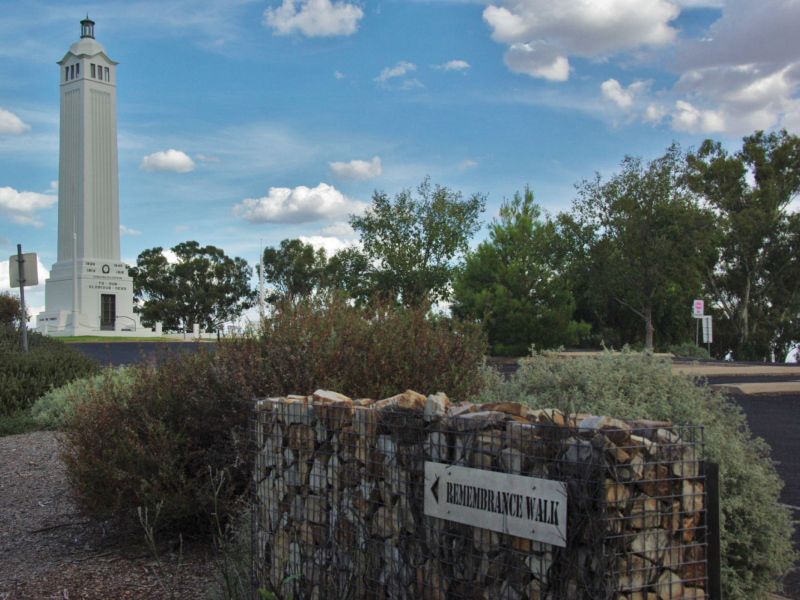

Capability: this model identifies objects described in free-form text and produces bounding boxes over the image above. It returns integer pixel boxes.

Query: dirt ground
[0,431,216,599]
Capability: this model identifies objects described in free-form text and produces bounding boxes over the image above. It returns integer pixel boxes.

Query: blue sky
[1,0,799,317]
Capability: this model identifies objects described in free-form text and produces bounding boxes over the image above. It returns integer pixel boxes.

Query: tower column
[38,17,142,337]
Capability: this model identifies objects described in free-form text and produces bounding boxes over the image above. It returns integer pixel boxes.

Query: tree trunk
[644,305,654,352]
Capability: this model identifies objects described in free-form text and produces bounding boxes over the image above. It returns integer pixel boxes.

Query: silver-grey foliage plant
[475,350,795,599]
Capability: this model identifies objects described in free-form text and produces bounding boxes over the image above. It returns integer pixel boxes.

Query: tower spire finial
[80,15,95,39]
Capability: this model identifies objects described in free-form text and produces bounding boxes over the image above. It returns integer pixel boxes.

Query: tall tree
[572,147,716,351]
[261,239,328,304]
[0,291,25,329]
[348,178,485,306]
[686,130,800,359]
[453,188,589,355]
[130,241,253,332]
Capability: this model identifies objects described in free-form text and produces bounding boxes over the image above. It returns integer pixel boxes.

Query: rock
[373,390,427,411]
[424,392,449,421]
[446,402,476,417]
[353,406,378,440]
[630,528,670,563]
[629,434,656,456]
[529,408,566,427]
[313,390,354,428]
[371,504,400,539]
[313,389,352,403]
[472,527,500,552]
[278,396,313,425]
[447,411,511,432]
[654,569,683,599]
[564,437,596,464]
[606,479,632,507]
[469,451,493,469]
[427,431,448,462]
[681,587,706,599]
[479,402,526,416]
[579,415,632,445]
[682,480,704,515]
[500,447,523,474]
[305,495,328,525]
[671,446,699,478]
[628,496,660,529]
[287,423,316,457]
[526,550,552,584]
[616,554,656,590]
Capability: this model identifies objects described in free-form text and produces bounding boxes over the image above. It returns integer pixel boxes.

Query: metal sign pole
[16,244,29,353]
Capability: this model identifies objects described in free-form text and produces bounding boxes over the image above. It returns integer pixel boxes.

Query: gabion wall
[253,390,708,600]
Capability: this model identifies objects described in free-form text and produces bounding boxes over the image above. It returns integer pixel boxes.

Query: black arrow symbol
[431,476,440,503]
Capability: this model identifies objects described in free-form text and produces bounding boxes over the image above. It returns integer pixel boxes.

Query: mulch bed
[0,431,216,599]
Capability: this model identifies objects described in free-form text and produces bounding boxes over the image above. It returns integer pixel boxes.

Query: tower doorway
[100,294,116,330]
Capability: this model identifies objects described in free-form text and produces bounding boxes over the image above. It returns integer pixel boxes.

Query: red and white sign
[692,299,704,318]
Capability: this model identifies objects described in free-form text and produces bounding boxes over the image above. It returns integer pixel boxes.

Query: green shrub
[62,299,485,537]
[31,367,135,429]
[0,325,99,414]
[62,342,261,534]
[669,342,711,359]
[475,350,796,599]
[258,296,487,401]
[0,410,39,436]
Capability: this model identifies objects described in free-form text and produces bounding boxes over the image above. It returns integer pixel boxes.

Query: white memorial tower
[38,17,141,336]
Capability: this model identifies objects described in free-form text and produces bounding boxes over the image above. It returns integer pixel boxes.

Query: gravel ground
[0,431,216,599]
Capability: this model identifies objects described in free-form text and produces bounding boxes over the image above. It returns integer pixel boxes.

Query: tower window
[75,63,80,77]
[91,64,96,78]
[65,67,69,81]
[104,67,110,81]
[70,65,74,79]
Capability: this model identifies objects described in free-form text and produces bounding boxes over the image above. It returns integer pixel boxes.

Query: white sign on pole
[702,316,713,344]
[424,461,568,547]
[9,252,38,287]
[692,299,704,318]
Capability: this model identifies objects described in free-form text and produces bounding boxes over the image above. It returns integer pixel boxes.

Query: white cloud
[233,182,366,224]
[334,70,345,79]
[330,156,382,180]
[320,221,355,237]
[504,42,569,81]
[435,60,471,72]
[264,0,364,37]
[671,100,726,133]
[459,159,479,170]
[677,0,799,70]
[673,64,799,134]
[601,78,649,109]
[0,187,56,226]
[483,0,679,80]
[376,61,417,83]
[644,103,668,123]
[162,249,180,264]
[657,0,800,134]
[141,149,196,173]
[120,225,141,236]
[299,235,357,256]
[0,108,30,135]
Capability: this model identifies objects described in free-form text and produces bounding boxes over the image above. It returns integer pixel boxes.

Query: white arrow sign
[424,461,568,547]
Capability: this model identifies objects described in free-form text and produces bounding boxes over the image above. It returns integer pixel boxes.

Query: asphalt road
[67,341,211,366]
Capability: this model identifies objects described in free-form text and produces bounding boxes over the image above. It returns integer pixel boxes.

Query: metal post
[16,244,29,353]
[703,461,722,599]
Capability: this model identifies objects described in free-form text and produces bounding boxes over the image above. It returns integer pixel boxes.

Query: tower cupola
[80,16,95,39]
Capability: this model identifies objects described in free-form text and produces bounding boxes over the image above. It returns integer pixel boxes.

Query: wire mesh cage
[252,394,709,600]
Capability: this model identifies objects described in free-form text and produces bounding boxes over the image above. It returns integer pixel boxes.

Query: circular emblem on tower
[102,264,110,274]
